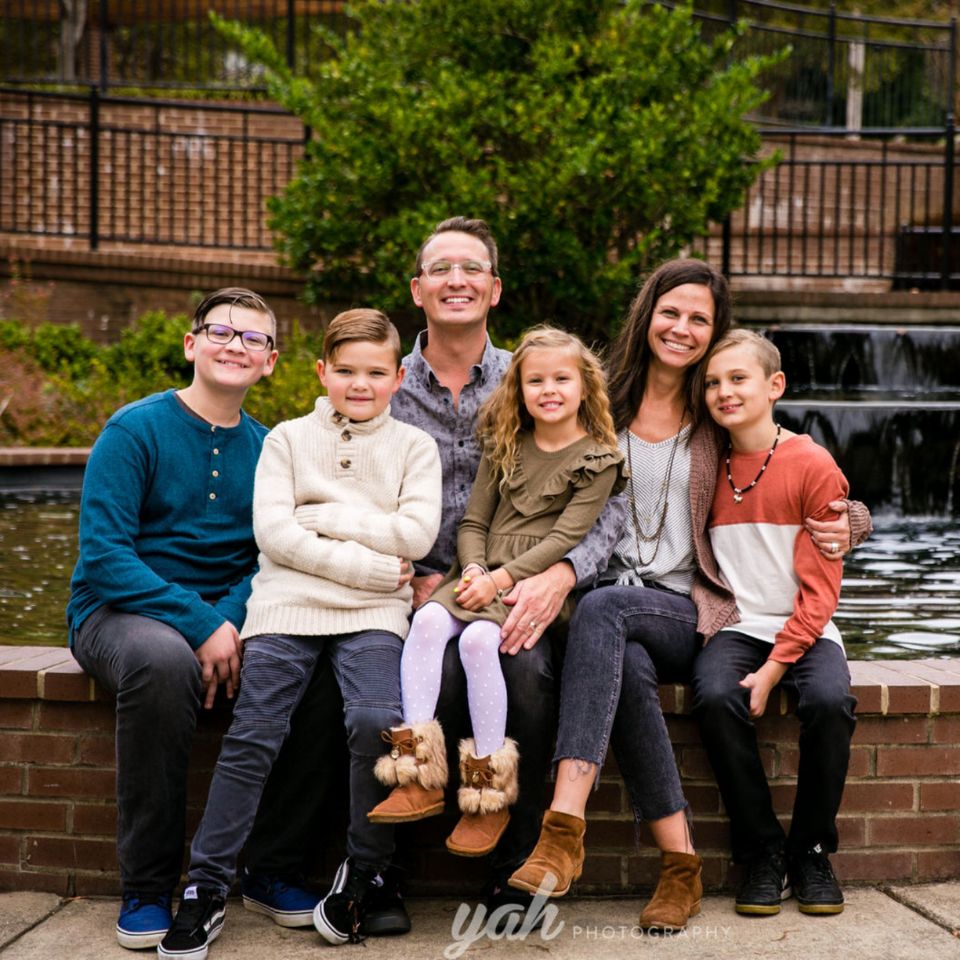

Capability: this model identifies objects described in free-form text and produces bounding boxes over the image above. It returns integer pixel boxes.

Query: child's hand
[738,660,789,719]
[454,570,497,611]
[397,559,414,589]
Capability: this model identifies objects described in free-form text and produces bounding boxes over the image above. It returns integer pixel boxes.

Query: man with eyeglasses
[67,287,278,950]
[391,216,626,922]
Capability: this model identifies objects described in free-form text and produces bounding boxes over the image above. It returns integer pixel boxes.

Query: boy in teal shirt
[68,288,278,949]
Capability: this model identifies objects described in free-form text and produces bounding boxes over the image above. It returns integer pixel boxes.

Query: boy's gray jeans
[72,608,402,896]
[188,630,403,895]
[71,605,205,895]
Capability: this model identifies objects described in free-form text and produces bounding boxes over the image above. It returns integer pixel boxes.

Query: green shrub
[216,0,779,342]
[0,314,328,446]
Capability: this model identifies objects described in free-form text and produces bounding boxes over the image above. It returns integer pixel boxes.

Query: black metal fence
[687,0,957,129]
[1,1,957,130]
[0,87,306,249]
[0,0,348,91]
[4,86,960,287]
[692,127,960,289]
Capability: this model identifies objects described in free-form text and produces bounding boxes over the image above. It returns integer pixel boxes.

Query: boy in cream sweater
[159,309,442,960]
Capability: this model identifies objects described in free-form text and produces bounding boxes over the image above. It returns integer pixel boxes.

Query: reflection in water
[1,495,958,659]
[839,515,960,660]
[1,495,79,645]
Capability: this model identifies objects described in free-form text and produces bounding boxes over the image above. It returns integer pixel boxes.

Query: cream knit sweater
[240,397,442,641]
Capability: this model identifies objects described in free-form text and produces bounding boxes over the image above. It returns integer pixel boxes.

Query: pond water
[1,493,957,659]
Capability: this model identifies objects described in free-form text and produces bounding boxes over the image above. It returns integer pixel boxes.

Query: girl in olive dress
[368,326,626,858]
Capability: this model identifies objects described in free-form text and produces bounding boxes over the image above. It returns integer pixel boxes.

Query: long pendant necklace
[626,418,684,568]
[726,423,781,504]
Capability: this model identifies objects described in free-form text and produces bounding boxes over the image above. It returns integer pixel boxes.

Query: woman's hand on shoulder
[803,499,851,561]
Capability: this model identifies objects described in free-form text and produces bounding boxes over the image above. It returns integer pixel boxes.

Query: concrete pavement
[1,884,959,960]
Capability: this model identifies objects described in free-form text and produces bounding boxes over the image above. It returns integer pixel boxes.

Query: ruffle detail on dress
[503,440,627,516]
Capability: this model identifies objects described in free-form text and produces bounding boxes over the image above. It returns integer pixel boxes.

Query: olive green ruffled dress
[429,432,627,626]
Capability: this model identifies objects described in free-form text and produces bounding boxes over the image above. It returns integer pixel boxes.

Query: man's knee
[501,640,554,701]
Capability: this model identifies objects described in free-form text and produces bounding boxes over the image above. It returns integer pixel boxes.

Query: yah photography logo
[444,873,733,957]
[444,874,563,959]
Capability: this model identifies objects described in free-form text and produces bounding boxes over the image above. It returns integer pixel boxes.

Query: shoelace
[799,855,835,884]
[169,895,213,933]
[745,857,785,889]
[381,730,419,758]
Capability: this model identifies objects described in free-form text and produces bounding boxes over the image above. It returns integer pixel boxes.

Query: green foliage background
[0,316,325,446]
[218,0,777,342]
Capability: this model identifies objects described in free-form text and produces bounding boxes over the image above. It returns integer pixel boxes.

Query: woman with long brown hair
[509,259,870,930]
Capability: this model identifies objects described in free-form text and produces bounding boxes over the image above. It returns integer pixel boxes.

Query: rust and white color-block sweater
[707,434,850,664]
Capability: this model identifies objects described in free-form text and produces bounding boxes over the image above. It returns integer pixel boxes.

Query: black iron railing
[691,127,960,289]
[0,0,348,92]
[0,88,306,249]
[0,2,955,130]
[685,0,956,129]
[4,86,960,287]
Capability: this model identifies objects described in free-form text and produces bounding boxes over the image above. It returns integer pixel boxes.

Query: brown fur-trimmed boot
[507,809,586,897]
[638,850,703,932]
[445,738,519,857]
[367,720,447,823]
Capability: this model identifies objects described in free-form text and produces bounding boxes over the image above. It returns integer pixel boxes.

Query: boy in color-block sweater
[160,309,441,960]
[692,329,857,919]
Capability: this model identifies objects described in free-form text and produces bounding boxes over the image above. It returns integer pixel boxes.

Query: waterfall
[762,325,960,518]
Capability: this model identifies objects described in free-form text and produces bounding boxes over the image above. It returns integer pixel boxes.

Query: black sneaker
[313,858,378,945]
[485,871,546,934]
[790,845,844,915]
[158,885,226,960]
[362,864,411,936]
[735,851,791,916]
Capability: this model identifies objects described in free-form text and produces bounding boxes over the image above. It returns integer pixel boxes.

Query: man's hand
[195,621,243,710]
[398,559,414,590]
[804,500,851,561]
[500,562,576,655]
[739,660,789,719]
[411,573,443,610]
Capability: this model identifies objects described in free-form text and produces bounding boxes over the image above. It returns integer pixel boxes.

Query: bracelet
[486,572,504,599]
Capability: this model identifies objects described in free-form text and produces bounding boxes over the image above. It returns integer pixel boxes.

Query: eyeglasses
[420,259,492,279]
[195,323,274,352]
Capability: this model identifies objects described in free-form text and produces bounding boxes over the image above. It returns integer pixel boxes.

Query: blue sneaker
[240,870,318,928]
[116,892,172,949]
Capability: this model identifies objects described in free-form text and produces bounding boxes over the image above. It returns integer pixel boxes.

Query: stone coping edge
[1,645,957,715]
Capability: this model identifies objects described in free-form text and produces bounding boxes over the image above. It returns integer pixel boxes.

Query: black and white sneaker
[313,858,380,945]
[157,885,226,960]
[735,850,791,916]
[362,864,411,936]
[790,845,844,915]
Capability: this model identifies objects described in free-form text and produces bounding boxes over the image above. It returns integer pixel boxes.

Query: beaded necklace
[726,423,781,504]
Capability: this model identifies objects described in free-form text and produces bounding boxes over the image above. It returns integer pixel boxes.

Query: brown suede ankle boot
[638,850,703,932]
[368,720,447,823]
[507,810,585,897]
[445,739,518,857]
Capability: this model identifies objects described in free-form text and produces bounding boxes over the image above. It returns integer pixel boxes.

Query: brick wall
[0,646,957,897]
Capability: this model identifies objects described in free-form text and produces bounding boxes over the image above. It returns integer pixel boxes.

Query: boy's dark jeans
[71,606,204,895]
[190,630,403,896]
[692,630,857,863]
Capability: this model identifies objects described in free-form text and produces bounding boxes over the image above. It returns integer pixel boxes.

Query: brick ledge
[2,644,957,715]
